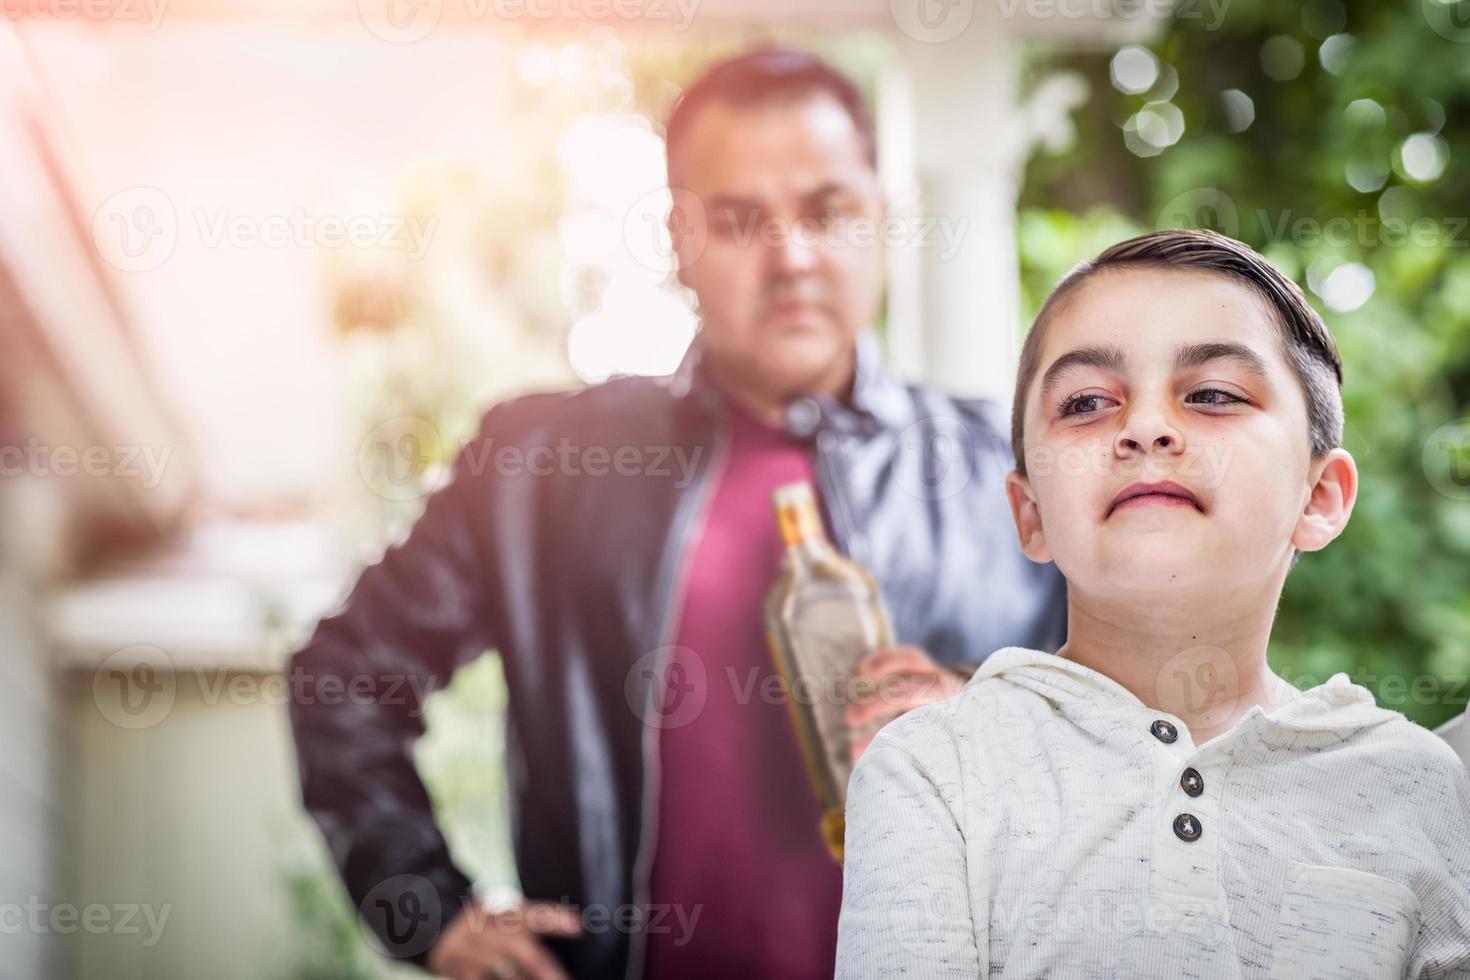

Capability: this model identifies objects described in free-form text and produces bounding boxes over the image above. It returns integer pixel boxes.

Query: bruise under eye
[1187,387,1249,406]
[1056,392,1112,417]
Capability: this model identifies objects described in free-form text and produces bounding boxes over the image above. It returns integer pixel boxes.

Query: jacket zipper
[813,428,867,567]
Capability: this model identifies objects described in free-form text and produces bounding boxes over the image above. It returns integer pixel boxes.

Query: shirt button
[1150,719,1179,743]
[1173,813,1203,842]
[784,397,823,438]
[1180,767,1204,797]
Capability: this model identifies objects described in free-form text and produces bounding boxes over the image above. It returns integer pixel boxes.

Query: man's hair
[1010,229,1344,480]
[664,48,876,181]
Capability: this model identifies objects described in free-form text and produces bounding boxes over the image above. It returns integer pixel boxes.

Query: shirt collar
[973,646,1395,735]
[664,328,912,434]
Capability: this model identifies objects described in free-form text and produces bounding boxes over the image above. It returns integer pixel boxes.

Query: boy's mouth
[1107,480,1204,517]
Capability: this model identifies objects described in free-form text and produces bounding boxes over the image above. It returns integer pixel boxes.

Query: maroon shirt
[642,401,844,979]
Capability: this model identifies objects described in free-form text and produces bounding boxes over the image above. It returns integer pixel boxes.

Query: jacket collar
[974,646,1396,737]
[664,328,912,435]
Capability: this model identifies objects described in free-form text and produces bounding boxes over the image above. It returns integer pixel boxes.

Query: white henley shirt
[835,646,1470,978]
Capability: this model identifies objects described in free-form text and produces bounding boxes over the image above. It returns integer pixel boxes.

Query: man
[289,48,1066,980]
[1441,707,1470,768]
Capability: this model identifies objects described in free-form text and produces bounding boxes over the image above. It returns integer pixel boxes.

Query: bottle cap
[773,481,815,509]
[773,481,823,546]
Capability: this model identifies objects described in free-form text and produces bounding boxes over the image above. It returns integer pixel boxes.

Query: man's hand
[846,645,968,763]
[427,896,581,980]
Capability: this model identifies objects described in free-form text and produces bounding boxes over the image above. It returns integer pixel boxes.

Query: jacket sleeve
[1434,707,1470,770]
[835,725,984,978]
[288,411,503,969]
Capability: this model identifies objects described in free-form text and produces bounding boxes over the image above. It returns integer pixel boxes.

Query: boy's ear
[1005,469,1053,564]
[1291,448,1358,554]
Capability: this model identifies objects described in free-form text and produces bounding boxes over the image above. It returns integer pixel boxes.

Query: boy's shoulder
[878,658,1470,781]
[1360,709,1470,779]
[1293,678,1469,770]
[863,663,1045,767]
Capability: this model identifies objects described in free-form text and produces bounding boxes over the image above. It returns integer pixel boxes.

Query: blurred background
[1,0,1468,976]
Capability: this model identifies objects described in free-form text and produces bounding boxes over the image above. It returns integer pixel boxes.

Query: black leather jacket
[288,333,1067,978]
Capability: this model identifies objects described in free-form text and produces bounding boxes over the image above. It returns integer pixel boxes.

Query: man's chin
[758,315,836,344]
[752,326,849,386]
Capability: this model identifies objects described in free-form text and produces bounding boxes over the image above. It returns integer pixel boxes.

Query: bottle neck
[777,496,831,558]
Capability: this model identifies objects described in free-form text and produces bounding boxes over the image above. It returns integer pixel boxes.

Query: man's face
[1005,267,1351,600]
[668,93,886,398]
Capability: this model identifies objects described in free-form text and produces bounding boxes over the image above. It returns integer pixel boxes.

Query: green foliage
[415,653,518,891]
[279,856,398,980]
[1018,0,1470,725]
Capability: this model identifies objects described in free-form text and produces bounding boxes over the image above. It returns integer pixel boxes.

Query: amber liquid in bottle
[763,480,893,864]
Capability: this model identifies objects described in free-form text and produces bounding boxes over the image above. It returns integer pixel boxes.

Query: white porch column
[891,24,1030,405]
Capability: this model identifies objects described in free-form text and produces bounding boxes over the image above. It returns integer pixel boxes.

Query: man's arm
[845,645,967,762]
[289,412,501,968]
[1435,707,1470,770]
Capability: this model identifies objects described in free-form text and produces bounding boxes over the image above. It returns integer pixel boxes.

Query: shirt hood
[973,646,1397,735]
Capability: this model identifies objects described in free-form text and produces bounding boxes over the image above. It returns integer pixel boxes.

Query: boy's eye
[1057,387,1246,418]
[1057,392,1116,417]
[1186,387,1247,407]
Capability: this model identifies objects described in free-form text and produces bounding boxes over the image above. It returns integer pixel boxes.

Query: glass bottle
[763,480,893,863]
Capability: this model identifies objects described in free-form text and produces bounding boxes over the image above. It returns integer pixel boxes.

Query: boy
[835,230,1470,978]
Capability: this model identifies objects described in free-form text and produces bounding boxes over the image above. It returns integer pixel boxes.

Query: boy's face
[1005,267,1357,599]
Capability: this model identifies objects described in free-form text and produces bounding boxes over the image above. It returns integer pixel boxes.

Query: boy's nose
[1122,433,1176,451]
[1115,407,1185,456]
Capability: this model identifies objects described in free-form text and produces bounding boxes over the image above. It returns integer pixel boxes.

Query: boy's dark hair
[664,48,876,181]
[1010,228,1344,480]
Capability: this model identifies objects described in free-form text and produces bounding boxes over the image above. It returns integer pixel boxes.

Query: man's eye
[713,210,752,238]
[814,204,856,225]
